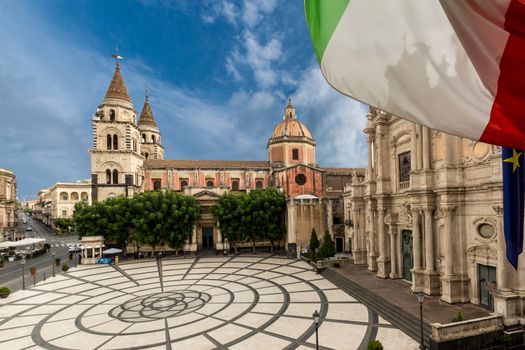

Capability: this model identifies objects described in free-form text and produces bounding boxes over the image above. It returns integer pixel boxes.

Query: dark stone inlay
[109,290,211,323]
[110,263,139,286]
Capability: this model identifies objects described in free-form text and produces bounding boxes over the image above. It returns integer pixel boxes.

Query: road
[0,212,81,292]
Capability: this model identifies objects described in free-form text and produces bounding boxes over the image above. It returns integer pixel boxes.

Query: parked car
[25,226,32,231]
[68,246,76,253]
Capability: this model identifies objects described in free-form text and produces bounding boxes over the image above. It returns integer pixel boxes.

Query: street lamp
[21,258,26,290]
[312,310,320,350]
[416,292,425,350]
[52,252,55,277]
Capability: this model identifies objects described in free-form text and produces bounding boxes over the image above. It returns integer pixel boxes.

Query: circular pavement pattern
[0,256,418,350]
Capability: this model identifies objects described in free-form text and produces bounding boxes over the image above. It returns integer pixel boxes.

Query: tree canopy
[213,188,286,253]
[73,191,200,254]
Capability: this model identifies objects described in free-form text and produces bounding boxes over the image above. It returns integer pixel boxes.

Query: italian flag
[305,0,525,149]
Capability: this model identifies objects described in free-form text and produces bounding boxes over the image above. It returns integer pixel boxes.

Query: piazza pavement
[0,256,418,349]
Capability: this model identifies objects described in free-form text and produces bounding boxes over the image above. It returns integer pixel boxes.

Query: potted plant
[55,257,60,266]
[367,340,383,350]
[30,266,37,276]
[0,286,10,298]
[62,263,69,272]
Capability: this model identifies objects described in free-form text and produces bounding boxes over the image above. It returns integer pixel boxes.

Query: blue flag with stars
[503,147,525,269]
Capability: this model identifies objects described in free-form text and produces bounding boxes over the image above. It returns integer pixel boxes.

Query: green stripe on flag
[304,0,350,63]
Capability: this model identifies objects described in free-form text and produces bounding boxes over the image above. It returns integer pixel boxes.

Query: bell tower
[90,58,144,201]
[138,94,164,160]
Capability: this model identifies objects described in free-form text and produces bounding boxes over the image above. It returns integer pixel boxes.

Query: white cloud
[293,65,368,167]
[202,1,238,25]
[241,0,278,27]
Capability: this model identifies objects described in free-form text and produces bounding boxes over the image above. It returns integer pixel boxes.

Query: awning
[0,238,46,249]
[102,248,122,255]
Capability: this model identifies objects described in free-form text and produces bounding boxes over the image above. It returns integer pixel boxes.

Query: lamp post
[52,252,55,277]
[312,310,320,350]
[21,258,26,290]
[417,292,425,350]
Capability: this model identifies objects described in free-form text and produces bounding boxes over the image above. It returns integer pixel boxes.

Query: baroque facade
[90,62,365,254]
[0,168,17,241]
[345,107,525,324]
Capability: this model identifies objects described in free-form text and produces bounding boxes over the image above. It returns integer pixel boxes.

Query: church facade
[90,62,365,255]
[345,107,525,324]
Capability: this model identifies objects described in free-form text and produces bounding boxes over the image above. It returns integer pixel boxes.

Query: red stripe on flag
[480,0,525,149]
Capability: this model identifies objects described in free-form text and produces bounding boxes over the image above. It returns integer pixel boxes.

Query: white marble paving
[0,256,418,349]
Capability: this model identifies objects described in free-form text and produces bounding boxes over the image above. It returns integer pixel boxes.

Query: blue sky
[0,0,367,199]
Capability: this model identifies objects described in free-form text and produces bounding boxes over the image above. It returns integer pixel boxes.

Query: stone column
[424,208,434,271]
[422,127,431,169]
[376,130,384,179]
[368,209,378,272]
[412,208,422,269]
[417,124,423,169]
[440,206,463,303]
[411,123,418,171]
[442,207,455,276]
[389,227,398,278]
[411,208,424,292]
[423,207,440,294]
[492,205,520,325]
[367,134,374,181]
[495,206,510,292]
[377,208,389,278]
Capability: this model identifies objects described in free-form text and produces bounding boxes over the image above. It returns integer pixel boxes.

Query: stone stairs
[321,268,432,348]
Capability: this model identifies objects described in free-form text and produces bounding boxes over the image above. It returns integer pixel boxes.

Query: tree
[104,196,134,255]
[54,218,73,234]
[73,201,105,237]
[309,228,320,252]
[318,230,336,259]
[213,188,287,254]
[253,188,286,253]
[213,192,247,255]
[131,191,200,255]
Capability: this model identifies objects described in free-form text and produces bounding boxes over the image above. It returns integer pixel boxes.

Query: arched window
[145,152,149,159]
[153,180,161,190]
[180,180,188,189]
[256,181,263,189]
[59,192,68,201]
[152,135,156,144]
[106,169,111,184]
[107,134,112,150]
[70,192,79,202]
[81,192,88,201]
[112,169,119,184]
[206,180,214,187]
[113,135,118,150]
[232,180,239,191]
[110,109,116,121]
[141,134,146,143]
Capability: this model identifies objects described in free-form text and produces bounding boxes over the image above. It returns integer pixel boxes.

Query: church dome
[269,99,314,140]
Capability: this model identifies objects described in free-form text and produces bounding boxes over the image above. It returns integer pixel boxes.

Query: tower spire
[138,91,158,127]
[103,48,132,103]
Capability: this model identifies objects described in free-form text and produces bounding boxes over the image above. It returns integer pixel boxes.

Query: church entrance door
[478,264,496,310]
[336,237,343,253]
[202,227,214,250]
[402,230,413,282]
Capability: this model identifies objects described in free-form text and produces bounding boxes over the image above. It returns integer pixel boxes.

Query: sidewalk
[329,263,491,325]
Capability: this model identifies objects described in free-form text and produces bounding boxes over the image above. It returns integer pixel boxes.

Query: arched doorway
[402,230,413,281]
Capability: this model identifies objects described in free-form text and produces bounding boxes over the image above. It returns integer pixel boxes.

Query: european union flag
[503,147,525,269]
